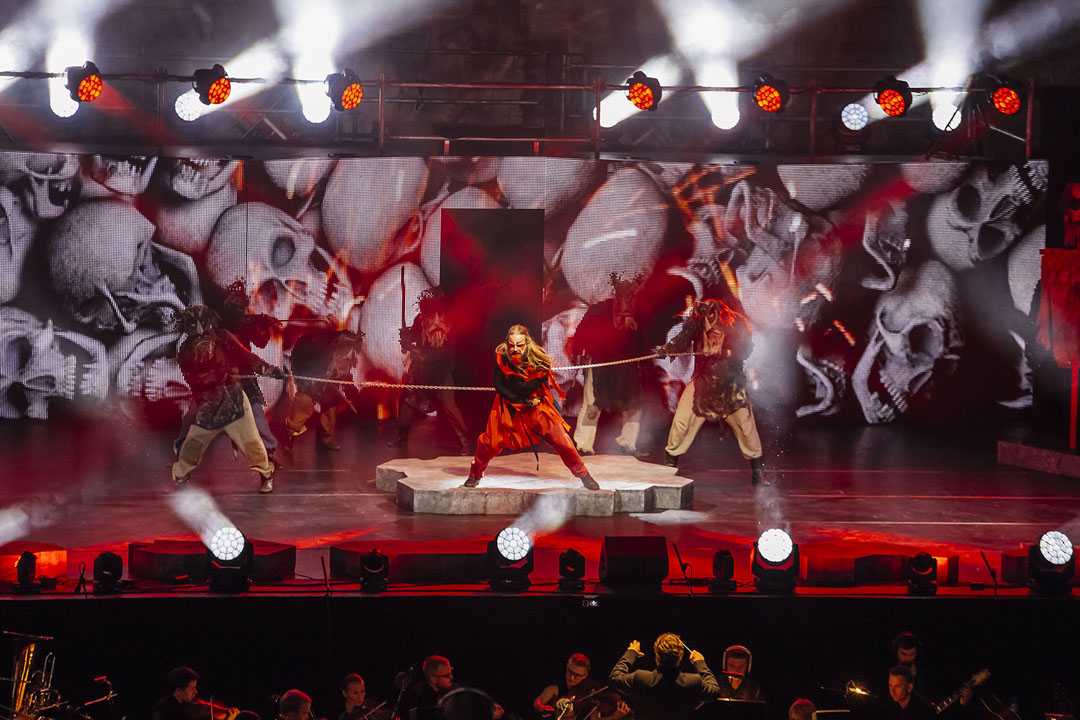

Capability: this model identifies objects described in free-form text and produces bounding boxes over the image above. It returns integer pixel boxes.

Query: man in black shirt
[883,665,936,720]
[153,667,238,720]
[397,656,504,720]
[609,633,720,720]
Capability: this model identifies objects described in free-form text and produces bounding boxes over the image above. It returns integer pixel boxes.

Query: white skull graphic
[83,155,159,198]
[206,202,360,331]
[725,180,840,330]
[0,186,35,303]
[795,342,850,418]
[1007,225,1044,315]
[852,260,962,424]
[0,152,79,220]
[323,158,429,273]
[778,164,872,211]
[563,168,667,305]
[542,303,588,405]
[926,161,1047,272]
[0,307,108,419]
[859,200,910,292]
[111,329,190,406]
[360,262,430,380]
[496,157,598,215]
[152,158,239,254]
[48,200,201,334]
[264,158,337,199]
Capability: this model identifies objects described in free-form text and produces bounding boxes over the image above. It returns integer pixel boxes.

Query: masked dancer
[656,298,765,485]
[391,289,470,455]
[567,273,646,457]
[464,324,599,490]
[171,305,285,493]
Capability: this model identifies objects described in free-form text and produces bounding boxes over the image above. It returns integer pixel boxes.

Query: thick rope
[247,352,699,392]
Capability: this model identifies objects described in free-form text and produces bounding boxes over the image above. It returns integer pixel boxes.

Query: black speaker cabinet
[599,536,669,589]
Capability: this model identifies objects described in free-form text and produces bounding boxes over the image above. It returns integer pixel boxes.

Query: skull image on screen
[851,261,962,424]
[0,307,108,419]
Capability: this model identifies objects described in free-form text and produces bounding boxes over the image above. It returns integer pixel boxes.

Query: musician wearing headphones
[533,653,630,720]
[609,633,719,720]
[715,645,764,701]
[341,674,389,720]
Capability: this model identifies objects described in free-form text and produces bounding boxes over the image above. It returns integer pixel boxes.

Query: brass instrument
[3,631,58,720]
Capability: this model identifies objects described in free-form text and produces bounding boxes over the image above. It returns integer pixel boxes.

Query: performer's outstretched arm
[660,315,703,356]
[492,366,542,405]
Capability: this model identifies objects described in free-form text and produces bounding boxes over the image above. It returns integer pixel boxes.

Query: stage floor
[1,408,1078,594]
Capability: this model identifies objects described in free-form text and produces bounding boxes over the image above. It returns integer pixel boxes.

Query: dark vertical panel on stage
[439,208,545,390]
[1037,87,1080,249]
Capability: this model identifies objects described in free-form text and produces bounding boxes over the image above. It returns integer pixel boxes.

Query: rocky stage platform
[374,452,694,516]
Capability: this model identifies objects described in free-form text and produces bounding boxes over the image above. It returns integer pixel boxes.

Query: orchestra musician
[715,645,764,701]
[788,698,816,720]
[883,666,936,720]
[533,653,630,720]
[152,667,239,720]
[340,674,390,720]
[609,633,719,720]
[397,655,505,720]
[278,690,314,720]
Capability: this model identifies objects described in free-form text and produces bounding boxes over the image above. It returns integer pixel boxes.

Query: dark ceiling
[0,0,1076,158]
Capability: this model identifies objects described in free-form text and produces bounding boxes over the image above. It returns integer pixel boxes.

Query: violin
[193,698,241,720]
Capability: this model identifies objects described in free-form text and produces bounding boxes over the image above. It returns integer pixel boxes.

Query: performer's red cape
[481,351,569,451]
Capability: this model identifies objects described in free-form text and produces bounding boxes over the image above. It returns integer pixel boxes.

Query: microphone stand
[672,543,694,598]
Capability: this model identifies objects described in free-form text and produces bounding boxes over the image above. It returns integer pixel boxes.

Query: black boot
[664,452,680,467]
[577,472,600,491]
[463,468,481,487]
[750,457,766,486]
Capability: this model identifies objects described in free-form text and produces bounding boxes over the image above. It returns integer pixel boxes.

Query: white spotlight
[1039,530,1074,566]
[175,90,204,122]
[756,528,793,564]
[299,82,333,124]
[47,29,89,118]
[840,102,869,131]
[208,526,247,562]
[495,527,531,562]
[932,101,962,132]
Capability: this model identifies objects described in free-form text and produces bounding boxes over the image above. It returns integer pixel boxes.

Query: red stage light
[326,70,364,111]
[193,64,231,105]
[874,76,912,117]
[626,70,661,111]
[753,75,788,113]
[991,85,1022,115]
[65,61,103,103]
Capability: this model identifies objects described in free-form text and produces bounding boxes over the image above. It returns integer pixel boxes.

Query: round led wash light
[495,526,531,562]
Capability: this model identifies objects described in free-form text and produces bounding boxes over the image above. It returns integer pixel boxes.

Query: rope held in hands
[249,351,701,392]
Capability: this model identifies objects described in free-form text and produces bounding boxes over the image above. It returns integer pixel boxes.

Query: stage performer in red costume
[464,324,600,490]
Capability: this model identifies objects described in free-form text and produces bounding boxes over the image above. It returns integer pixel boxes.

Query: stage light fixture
[65,61,103,103]
[175,91,204,122]
[206,526,253,593]
[193,64,231,105]
[626,70,661,111]
[93,551,123,594]
[326,69,363,111]
[487,527,534,592]
[710,550,736,593]
[906,552,937,595]
[558,548,586,593]
[753,74,788,113]
[874,76,912,117]
[1029,530,1075,594]
[360,548,389,593]
[990,79,1022,116]
[14,551,39,593]
[751,529,798,593]
[840,102,869,132]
